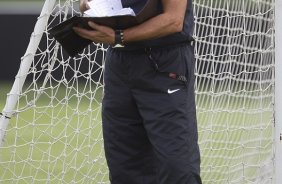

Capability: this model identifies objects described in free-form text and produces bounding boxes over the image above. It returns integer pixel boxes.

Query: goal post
[0,0,57,146]
[275,0,282,183]
[0,0,276,183]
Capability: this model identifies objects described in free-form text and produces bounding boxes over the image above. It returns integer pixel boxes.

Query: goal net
[0,0,275,183]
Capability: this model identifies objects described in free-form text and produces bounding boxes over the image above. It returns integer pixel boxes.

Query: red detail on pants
[169,73,177,79]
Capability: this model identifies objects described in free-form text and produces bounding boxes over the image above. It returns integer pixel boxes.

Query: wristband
[114,30,124,47]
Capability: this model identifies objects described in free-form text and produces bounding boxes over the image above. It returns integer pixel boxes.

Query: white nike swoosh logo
[167,89,180,94]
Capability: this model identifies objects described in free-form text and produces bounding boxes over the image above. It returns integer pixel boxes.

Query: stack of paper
[84,0,135,17]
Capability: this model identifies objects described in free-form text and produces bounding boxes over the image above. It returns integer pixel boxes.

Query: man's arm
[74,0,187,44]
[123,0,187,43]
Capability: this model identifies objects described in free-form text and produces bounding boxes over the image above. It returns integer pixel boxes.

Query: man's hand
[76,0,187,45]
[80,0,90,13]
[73,21,115,45]
[77,0,115,45]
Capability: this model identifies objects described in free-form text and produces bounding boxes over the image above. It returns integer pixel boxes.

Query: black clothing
[121,0,195,48]
[121,0,148,14]
[102,43,201,184]
[102,0,201,183]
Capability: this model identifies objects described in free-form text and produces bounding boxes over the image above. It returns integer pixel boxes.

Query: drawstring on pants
[145,48,159,71]
[144,47,188,84]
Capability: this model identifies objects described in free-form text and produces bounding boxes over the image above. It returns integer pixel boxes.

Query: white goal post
[0,0,57,147]
[275,0,282,183]
[0,0,278,183]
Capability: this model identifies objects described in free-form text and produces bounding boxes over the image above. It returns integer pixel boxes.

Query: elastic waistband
[110,41,194,53]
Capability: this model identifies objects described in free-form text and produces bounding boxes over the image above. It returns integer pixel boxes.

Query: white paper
[83,0,135,17]
[113,8,135,16]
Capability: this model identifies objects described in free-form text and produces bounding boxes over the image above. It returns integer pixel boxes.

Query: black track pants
[102,44,201,184]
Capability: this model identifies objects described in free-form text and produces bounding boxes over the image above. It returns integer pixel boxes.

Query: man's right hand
[80,0,90,13]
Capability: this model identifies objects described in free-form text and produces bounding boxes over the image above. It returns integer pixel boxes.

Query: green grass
[0,81,13,111]
[0,81,108,183]
[0,81,274,184]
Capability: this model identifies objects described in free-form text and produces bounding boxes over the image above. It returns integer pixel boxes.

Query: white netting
[0,0,275,183]
[194,0,275,183]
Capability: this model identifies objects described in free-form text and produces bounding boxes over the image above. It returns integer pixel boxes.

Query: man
[75,0,201,183]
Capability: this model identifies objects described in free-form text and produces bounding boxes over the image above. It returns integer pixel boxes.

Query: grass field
[0,81,13,111]
[0,81,108,183]
[0,80,275,184]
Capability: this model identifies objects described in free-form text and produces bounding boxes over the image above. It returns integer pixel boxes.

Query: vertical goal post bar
[275,0,282,183]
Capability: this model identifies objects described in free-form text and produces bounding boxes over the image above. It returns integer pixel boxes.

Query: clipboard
[49,0,160,57]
